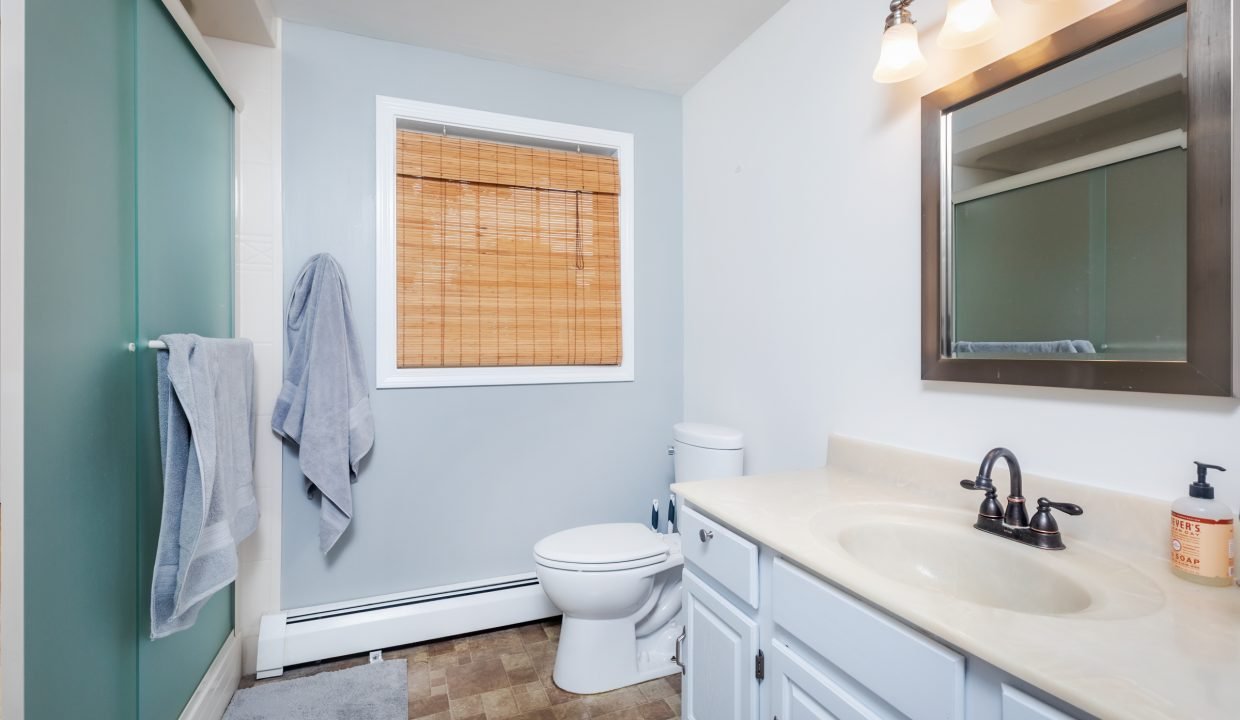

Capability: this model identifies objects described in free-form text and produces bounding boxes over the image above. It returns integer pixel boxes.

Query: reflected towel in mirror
[953,340,1097,354]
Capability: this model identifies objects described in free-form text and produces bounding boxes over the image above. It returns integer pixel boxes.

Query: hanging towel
[273,253,374,553]
[151,334,258,639]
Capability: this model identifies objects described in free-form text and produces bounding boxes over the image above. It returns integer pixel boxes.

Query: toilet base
[552,616,682,695]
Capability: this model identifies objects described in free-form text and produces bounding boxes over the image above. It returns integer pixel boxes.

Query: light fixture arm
[884,0,916,31]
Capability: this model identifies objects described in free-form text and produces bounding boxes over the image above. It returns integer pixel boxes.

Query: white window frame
[375,96,635,389]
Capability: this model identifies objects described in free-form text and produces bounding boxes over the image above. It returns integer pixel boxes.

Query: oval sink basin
[813,504,1164,619]
[837,521,1092,615]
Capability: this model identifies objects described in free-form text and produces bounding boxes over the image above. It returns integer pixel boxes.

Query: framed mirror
[922,0,1232,396]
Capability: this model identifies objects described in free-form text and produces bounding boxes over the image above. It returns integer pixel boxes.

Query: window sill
[377,365,635,389]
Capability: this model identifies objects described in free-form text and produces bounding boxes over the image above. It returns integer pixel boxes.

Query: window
[376,97,634,388]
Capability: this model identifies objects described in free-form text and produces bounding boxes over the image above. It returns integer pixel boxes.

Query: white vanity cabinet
[680,503,1092,720]
[680,506,763,720]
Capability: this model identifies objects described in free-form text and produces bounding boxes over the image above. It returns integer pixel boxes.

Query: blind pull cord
[574,191,585,271]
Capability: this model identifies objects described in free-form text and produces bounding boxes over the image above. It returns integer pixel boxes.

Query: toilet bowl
[533,423,744,695]
[534,524,684,694]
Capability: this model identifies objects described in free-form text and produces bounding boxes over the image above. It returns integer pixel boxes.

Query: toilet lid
[534,523,669,566]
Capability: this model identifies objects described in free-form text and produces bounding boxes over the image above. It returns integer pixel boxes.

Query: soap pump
[1170,462,1235,587]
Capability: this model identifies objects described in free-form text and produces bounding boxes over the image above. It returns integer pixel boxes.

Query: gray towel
[954,339,1097,355]
[152,334,258,639]
[273,254,374,553]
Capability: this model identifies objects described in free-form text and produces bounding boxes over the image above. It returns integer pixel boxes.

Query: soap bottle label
[1171,512,1235,579]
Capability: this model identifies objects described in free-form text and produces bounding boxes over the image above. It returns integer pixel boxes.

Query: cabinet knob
[699,529,714,543]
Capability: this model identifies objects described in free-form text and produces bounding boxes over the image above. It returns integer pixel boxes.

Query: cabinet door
[683,570,760,720]
[769,641,894,720]
[774,559,964,720]
[1001,685,1078,720]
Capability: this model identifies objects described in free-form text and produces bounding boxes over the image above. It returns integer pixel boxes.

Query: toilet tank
[673,422,744,482]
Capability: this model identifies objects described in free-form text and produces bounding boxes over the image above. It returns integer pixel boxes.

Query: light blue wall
[282,23,684,608]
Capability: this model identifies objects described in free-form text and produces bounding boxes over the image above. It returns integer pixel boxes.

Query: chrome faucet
[960,448,1083,550]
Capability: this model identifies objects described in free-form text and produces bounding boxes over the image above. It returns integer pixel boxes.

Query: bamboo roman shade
[395,129,622,369]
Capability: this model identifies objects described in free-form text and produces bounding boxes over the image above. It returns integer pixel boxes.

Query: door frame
[1,0,27,716]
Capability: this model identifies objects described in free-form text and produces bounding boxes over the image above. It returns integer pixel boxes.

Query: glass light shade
[872,23,927,84]
[939,0,1001,49]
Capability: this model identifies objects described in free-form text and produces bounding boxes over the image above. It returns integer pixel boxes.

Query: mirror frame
[921,0,1232,396]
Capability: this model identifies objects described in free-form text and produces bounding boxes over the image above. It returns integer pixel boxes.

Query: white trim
[208,20,285,676]
[256,573,558,677]
[229,50,246,661]
[1,2,28,717]
[178,632,241,720]
[953,130,1186,204]
[374,96,636,388]
[255,613,288,680]
[231,91,242,339]
[160,0,245,111]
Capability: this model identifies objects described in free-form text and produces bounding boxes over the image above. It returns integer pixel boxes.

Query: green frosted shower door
[24,0,140,716]
[134,0,236,718]
[25,0,236,716]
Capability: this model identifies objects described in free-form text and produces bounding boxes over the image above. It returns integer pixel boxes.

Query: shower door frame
[1,1,27,717]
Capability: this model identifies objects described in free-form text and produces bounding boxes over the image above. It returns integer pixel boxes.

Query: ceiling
[270,0,791,94]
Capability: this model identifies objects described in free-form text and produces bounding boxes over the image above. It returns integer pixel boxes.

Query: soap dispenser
[1170,462,1234,587]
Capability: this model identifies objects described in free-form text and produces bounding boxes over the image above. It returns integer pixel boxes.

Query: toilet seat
[534,554,669,572]
[534,523,670,572]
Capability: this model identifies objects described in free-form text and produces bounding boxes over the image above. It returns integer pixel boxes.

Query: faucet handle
[1038,498,1083,516]
[960,477,1003,521]
[959,477,993,491]
[1029,498,1082,550]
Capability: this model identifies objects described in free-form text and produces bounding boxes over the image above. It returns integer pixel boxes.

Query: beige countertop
[671,436,1240,720]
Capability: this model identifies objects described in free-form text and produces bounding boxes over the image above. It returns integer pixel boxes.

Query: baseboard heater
[256,572,559,679]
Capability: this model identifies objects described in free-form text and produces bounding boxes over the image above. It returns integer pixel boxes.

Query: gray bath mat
[224,659,407,720]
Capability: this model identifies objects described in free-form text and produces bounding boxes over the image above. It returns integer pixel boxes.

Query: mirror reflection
[947,16,1187,361]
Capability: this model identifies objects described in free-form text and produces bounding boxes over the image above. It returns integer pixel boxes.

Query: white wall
[207,29,283,675]
[683,0,1240,512]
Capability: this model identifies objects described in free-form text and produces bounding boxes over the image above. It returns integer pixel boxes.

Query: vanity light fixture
[873,0,1009,83]
[939,0,1002,49]
[872,0,928,84]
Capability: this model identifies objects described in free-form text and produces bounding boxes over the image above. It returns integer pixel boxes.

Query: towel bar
[126,340,168,352]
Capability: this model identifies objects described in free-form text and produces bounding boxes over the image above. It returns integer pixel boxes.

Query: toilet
[534,422,744,694]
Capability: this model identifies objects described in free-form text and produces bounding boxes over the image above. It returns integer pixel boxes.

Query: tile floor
[239,618,682,720]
